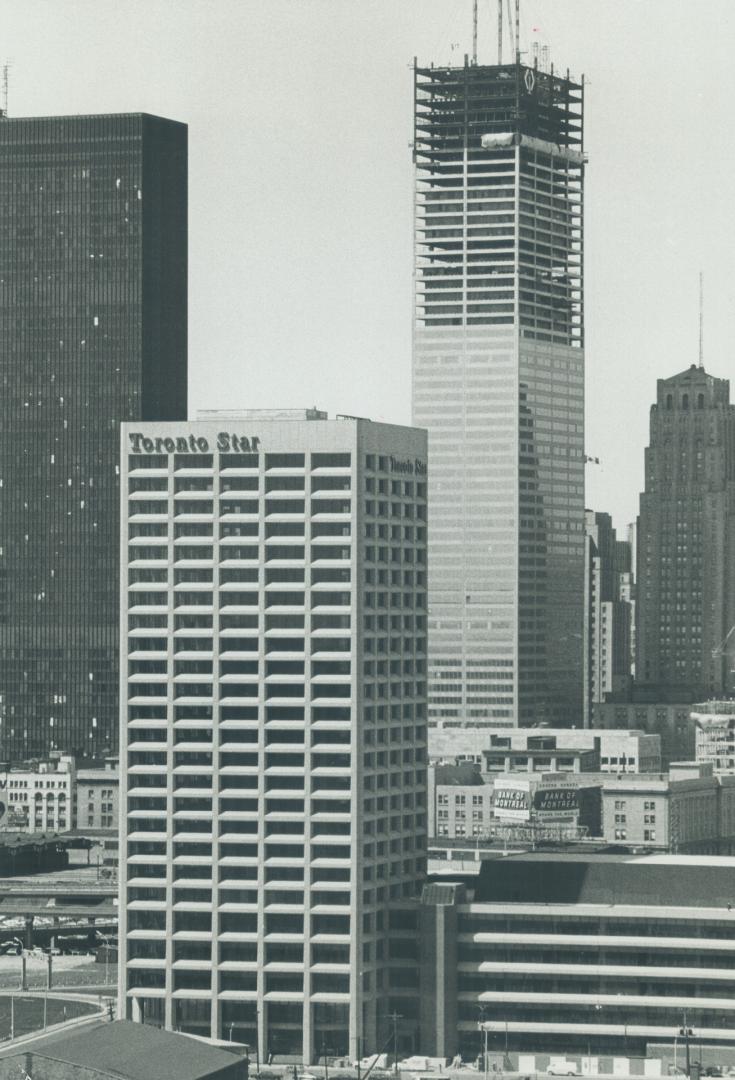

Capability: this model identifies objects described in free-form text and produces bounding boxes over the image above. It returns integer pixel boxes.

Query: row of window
[129,453,351,471]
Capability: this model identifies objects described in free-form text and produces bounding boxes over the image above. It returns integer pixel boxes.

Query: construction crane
[712,625,735,659]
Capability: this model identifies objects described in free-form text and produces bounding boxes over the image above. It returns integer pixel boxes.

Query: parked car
[547,1063,578,1076]
[703,1068,724,1077]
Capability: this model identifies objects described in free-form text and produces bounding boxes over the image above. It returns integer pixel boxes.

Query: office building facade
[636,365,735,701]
[420,854,735,1058]
[412,58,585,729]
[118,413,428,1060]
[0,113,187,762]
[583,511,633,723]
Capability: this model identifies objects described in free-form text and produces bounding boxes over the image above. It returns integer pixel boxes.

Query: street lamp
[477,1005,486,1071]
[679,1014,694,1078]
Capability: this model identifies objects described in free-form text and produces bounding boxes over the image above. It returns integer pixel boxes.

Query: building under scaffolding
[412,57,586,728]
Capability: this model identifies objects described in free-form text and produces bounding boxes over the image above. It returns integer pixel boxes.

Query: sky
[3,0,735,530]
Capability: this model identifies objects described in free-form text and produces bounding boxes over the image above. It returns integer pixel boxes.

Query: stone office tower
[0,113,187,762]
[637,365,735,701]
[412,58,586,727]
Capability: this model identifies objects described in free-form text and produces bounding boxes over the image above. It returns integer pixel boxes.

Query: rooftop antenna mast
[1,62,10,117]
[472,0,478,64]
[699,272,704,369]
[505,0,515,59]
[515,0,521,64]
[497,0,503,63]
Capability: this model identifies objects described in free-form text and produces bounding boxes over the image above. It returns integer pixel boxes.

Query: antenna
[699,272,704,369]
[515,0,521,64]
[472,0,478,64]
[505,0,515,59]
[497,0,503,63]
[1,62,10,118]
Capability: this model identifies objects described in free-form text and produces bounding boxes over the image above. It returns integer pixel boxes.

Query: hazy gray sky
[4,0,734,530]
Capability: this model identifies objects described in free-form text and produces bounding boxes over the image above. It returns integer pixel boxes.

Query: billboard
[533,788,579,814]
[493,780,531,821]
[6,807,28,829]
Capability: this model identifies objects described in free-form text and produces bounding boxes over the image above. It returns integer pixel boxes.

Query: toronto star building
[118,411,429,1059]
[412,58,586,729]
[0,111,187,762]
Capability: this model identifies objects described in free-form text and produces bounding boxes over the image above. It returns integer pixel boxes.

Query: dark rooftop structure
[463,851,735,907]
[0,1020,247,1080]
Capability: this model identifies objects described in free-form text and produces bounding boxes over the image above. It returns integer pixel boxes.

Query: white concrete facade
[118,413,428,1060]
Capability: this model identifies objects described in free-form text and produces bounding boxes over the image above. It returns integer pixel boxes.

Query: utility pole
[680,1013,693,1077]
[387,1011,402,1074]
[255,1007,261,1077]
[497,0,503,63]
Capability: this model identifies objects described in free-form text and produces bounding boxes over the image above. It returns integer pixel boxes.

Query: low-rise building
[430,726,661,773]
[599,762,727,850]
[430,761,735,853]
[593,701,695,766]
[431,762,491,839]
[0,755,120,836]
[0,755,75,833]
[693,701,735,773]
[419,853,735,1059]
[482,735,600,775]
[76,758,119,830]
[0,1019,247,1080]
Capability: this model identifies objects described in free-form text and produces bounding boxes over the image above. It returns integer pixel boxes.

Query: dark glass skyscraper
[637,365,735,701]
[0,113,187,761]
[412,59,585,727]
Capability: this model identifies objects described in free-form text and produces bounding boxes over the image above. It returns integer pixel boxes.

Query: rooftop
[196,408,327,422]
[0,1020,246,1080]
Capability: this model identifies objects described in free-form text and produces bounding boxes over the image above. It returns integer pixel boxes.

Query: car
[703,1068,724,1077]
[547,1064,578,1076]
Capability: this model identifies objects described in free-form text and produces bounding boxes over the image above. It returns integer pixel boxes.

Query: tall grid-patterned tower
[0,113,187,761]
[412,58,585,728]
[118,413,428,1060]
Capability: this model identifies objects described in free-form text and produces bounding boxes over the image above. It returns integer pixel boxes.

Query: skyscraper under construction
[412,55,585,727]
